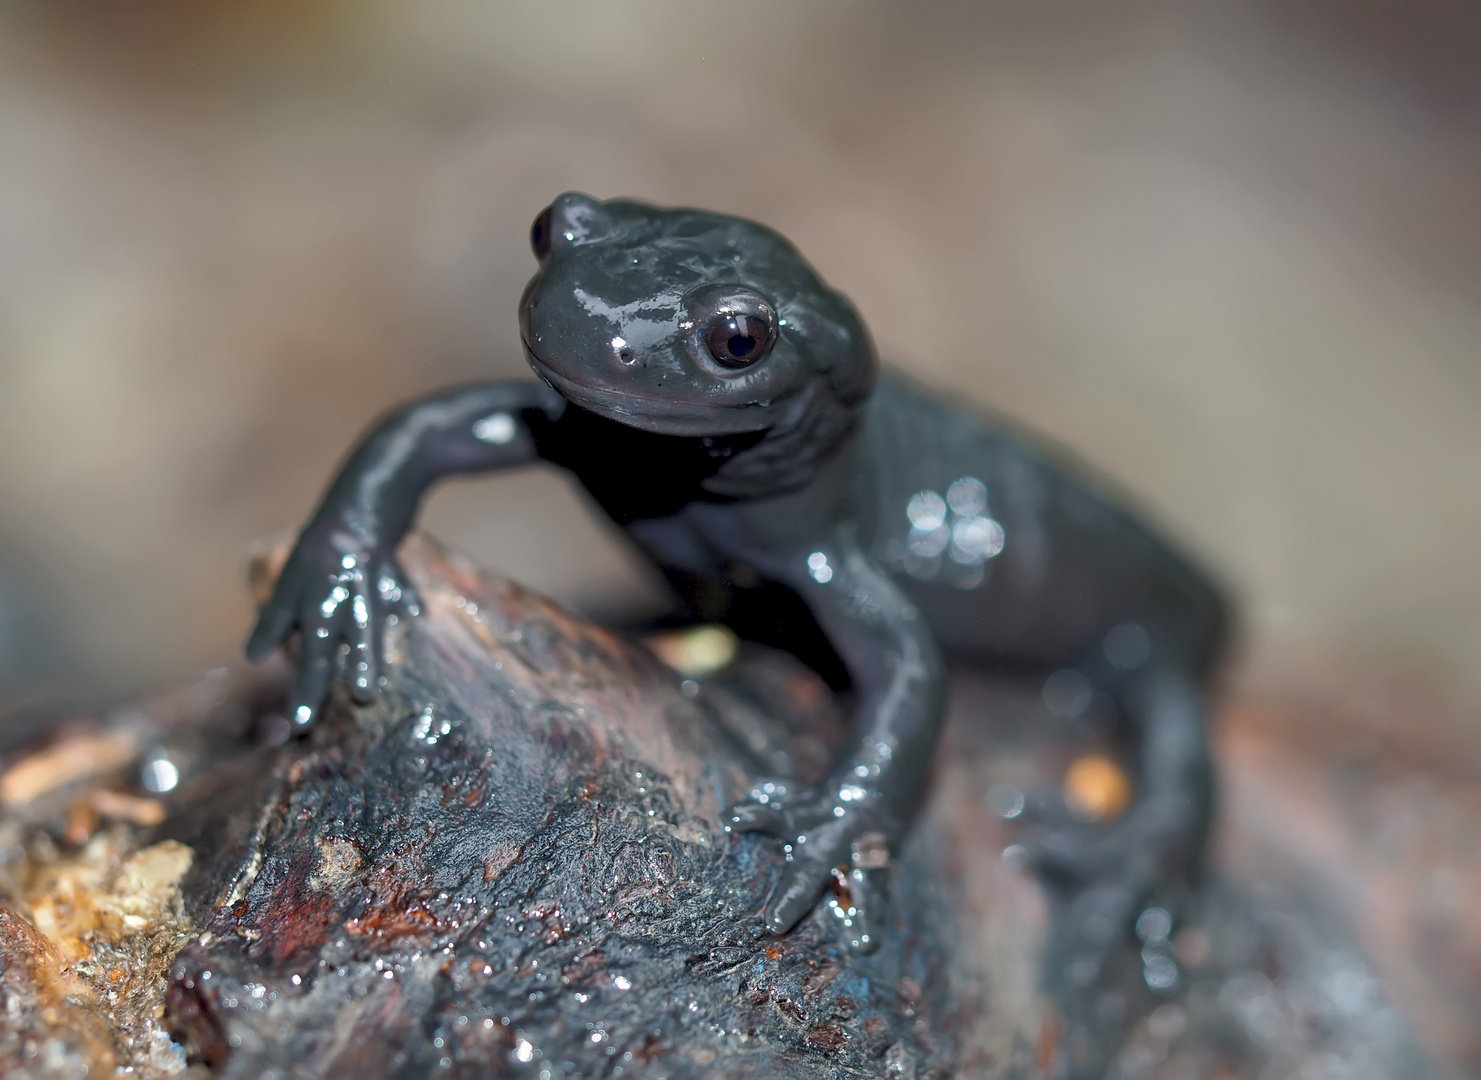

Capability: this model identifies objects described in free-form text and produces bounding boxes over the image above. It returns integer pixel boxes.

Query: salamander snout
[529,192,613,265]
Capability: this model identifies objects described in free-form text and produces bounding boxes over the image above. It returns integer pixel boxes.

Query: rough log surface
[0,535,1453,1079]
[172,536,1050,1079]
[1,537,1052,1079]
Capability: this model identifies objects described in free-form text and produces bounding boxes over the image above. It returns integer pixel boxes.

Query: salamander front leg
[724,531,946,953]
[246,381,564,729]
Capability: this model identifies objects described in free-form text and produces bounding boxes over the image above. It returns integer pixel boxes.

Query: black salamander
[247,192,1230,971]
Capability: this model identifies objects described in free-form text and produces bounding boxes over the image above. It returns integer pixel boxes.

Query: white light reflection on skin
[807,551,833,583]
[946,476,987,517]
[609,334,640,365]
[904,490,950,579]
[950,516,1005,562]
[909,524,949,559]
[901,479,1005,586]
[906,491,947,531]
[1136,907,1173,943]
[320,585,349,617]
[472,412,517,445]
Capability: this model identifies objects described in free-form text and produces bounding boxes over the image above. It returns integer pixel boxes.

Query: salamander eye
[702,313,774,369]
[530,207,552,260]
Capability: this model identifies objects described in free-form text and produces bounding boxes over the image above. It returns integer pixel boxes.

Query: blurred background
[0,0,1477,1070]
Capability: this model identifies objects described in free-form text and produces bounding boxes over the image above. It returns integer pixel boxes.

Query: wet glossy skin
[248,193,1229,966]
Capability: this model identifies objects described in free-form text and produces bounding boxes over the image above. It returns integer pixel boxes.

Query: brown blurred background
[2,0,1480,715]
[1,0,1479,1070]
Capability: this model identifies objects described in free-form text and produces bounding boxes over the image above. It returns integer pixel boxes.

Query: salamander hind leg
[1015,626,1215,1028]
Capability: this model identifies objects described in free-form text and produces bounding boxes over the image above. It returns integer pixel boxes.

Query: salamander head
[519,193,876,452]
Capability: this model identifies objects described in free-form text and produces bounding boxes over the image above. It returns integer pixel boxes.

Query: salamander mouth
[523,343,772,436]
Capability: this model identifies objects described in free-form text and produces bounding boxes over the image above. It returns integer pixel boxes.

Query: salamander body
[248,193,1229,967]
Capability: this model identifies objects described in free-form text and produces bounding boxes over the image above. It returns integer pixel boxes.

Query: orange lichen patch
[26,836,194,958]
[0,728,140,806]
[0,905,120,1075]
[26,839,121,963]
[7,832,198,1077]
[0,904,72,1000]
[1062,755,1133,822]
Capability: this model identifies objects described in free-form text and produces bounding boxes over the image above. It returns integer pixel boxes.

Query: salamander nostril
[530,207,552,260]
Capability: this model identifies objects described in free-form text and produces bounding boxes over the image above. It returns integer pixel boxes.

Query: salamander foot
[726,783,900,954]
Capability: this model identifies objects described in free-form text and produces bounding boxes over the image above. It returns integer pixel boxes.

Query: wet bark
[0,536,1060,1079]
[1,534,1454,1079]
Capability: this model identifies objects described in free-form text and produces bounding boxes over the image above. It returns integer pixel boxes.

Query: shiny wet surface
[0,546,1474,1077]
